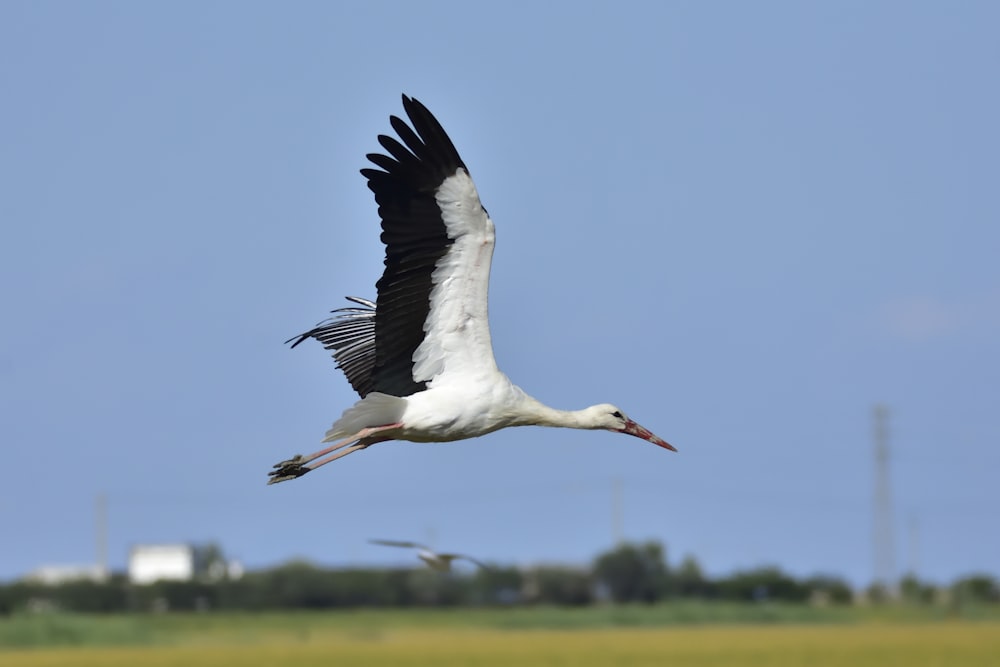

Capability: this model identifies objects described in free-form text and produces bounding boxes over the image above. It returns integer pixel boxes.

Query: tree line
[1,540,996,613]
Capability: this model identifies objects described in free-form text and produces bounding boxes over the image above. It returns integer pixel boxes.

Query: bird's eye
[611,410,623,419]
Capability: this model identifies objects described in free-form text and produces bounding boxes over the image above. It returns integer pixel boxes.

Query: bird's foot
[267,455,311,485]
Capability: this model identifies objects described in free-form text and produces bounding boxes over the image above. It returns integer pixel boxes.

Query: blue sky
[1,1,997,586]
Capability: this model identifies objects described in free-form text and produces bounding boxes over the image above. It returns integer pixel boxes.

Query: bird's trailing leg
[300,438,388,474]
[267,423,402,485]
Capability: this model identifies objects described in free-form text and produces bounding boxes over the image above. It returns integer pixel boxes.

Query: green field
[3,605,999,667]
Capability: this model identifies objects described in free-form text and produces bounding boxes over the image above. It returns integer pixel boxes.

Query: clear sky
[2,1,997,586]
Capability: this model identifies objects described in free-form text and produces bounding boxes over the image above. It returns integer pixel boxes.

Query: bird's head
[585,403,677,452]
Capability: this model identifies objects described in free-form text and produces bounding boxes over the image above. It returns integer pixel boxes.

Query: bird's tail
[323,392,406,442]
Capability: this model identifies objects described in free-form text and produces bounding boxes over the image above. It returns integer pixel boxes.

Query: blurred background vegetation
[2,540,995,615]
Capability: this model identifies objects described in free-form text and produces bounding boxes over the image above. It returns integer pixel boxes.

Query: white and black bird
[269,95,675,484]
[369,539,489,572]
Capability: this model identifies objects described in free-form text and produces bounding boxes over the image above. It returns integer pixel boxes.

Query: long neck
[516,395,593,429]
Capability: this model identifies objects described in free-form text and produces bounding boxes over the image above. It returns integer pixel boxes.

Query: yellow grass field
[5,622,999,667]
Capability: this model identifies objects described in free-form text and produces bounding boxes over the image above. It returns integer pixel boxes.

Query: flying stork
[369,539,489,572]
[268,95,675,485]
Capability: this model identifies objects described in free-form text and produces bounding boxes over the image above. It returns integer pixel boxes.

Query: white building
[127,543,243,584]
[24,564,107,585]
[128,544,196,584]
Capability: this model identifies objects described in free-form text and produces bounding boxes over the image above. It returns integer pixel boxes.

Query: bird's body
[269,95,675,484]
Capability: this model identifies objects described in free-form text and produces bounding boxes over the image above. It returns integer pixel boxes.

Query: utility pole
[873,404,895,596]
[96,493,108,580]
[907,512,919,578]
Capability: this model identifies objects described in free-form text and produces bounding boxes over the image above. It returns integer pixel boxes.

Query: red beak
[622,419,677,452]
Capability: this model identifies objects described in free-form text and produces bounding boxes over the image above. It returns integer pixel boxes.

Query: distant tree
[864,582,891,604]
[134,580,215,612]
[0,576,130,614]
[253,559,342,608]
[593,541,670,603]
[899,574,936,604]
[469,565,523,605]
[0,581,47,613]
[952,574,999,604]
[674,554,713,598]
[802,574,853,605]
[523,567,593,606]
[56,578,131,612]
[195,542,229,581]
[716,566,808,603]
[406,567,465,607]
[381,568,419,607]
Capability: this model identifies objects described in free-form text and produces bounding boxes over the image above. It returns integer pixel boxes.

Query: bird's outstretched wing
[286,296,376,398]
[369,538,432,550]
[440,553,492,570]
[361,95,500,397]
[371,539,491,570]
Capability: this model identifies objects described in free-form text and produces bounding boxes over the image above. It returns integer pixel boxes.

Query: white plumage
[269,95,674,485]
